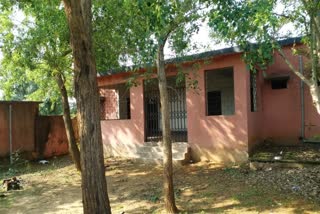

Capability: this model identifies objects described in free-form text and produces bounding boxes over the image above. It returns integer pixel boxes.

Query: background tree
[0,1,81,170]
[207,0,320,113]
[0,0,140,103]
[62,0,111,213]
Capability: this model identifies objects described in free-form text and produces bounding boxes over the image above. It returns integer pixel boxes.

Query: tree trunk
[156,43,179,214]
[277,9,320,115]
[310,10,320,114]
[55,73,81,171]
[62,0,111,213]
[310,82,320,113]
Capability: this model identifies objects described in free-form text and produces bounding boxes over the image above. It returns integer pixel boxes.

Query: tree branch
[271,12,291,19]
[162,3,201,42]
[61,49,72,57]
[277,47,312,86]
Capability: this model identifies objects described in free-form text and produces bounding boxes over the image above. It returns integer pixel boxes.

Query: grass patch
[142,191,161,203]
[0,195,13,209]
[233,188,277,208]
[0,156,72,180]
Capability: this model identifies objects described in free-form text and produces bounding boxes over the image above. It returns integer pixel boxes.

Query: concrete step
[136,142,191,165]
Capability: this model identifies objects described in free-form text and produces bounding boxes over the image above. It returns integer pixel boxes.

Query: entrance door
[145,97,161,141]
[144,77,187,142]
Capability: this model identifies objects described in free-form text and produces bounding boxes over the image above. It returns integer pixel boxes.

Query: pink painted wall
[247,45,320,148]
[98,55,251,163]
[98,75,145,158]
[97,44,320,163]
[186,54,249,162]
[261,48,302,144]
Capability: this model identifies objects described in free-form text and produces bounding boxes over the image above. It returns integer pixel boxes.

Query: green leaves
[0,0,72,114]
[207,0,320,74]
[121,0,202,69]
[0,0,204,114]
[208,0,286,71]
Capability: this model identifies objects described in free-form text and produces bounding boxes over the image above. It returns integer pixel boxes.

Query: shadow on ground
[1,156,319,213]
[105,159,320,213]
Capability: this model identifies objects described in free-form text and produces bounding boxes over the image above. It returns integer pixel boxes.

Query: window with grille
[250,72,258,112]
[99,83,131,120]
[205,67,235,116]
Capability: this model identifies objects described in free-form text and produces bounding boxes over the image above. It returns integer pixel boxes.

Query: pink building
[97,38,320,163]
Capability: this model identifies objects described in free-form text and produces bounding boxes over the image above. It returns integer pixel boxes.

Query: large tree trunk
[55,73,81,171]
[156,43,179,214]
[62,0,111,213]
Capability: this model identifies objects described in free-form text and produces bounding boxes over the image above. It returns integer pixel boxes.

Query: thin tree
[55,71,81,171]
[123,1,202,212]
[0,1,81,170]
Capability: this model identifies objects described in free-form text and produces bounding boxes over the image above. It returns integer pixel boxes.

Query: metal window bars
[144,78,187,142]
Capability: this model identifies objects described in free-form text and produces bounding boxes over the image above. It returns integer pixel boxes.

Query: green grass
[233,187,279,210]
[0,195,13,209]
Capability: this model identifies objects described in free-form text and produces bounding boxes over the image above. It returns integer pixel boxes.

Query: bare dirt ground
[1,156,320,214]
